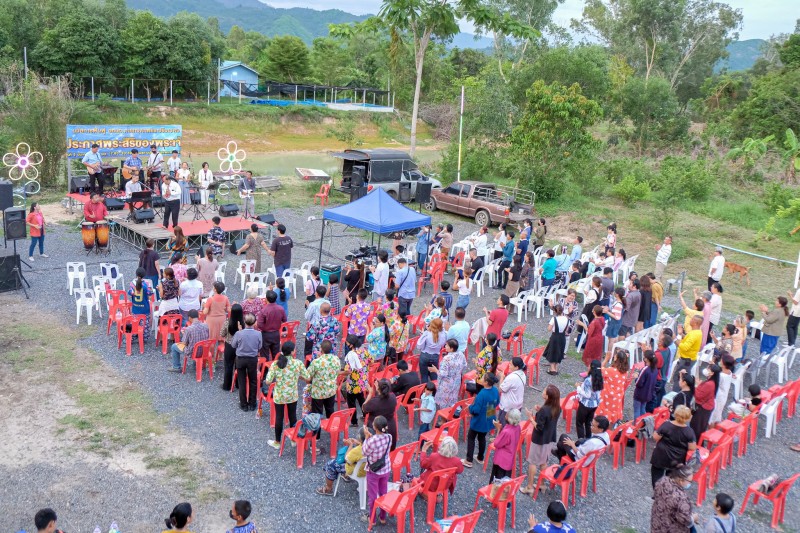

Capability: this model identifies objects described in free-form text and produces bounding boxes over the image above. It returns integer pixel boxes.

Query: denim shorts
[606,317,622,338]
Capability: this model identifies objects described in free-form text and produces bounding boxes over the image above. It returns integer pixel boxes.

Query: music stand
[183,188,207,222]
[240,191,255,221]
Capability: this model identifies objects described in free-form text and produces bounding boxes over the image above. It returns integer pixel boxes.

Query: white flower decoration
[3,142,43,182]
[217,141,246,173]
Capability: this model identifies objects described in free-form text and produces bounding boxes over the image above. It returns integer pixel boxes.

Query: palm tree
[782,128,800,183]
[726,135,775,175]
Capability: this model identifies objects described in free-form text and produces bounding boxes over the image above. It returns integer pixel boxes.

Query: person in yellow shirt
[672,315,703,391]
[317,427,368,495]
[679,291,705,331]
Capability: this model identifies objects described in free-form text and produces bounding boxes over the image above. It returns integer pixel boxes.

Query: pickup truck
[425,180,535,226]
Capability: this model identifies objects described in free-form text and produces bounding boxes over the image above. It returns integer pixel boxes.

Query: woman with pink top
[488,408,522,483]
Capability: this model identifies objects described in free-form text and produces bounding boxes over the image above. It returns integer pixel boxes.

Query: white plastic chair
[333,457,368,510]
[67,262,87,294]
[759,393,787,438]
[749,319,764,339]
[666,270,686,294]
[100,263,124,290]
[249,272,269,294]
[483,258,502,288]
[282,269,298,299]
[529,286,550,319]
[214,261,228,284]
[91,275,108,316]
[576,313,590,352]
[236,260,256,290]
[509,290,533,322]
[297,260,315,288]
[769,345,792,384]
[790,347,799,370]
[472,266,486,298]
[732,360,752,401]
[265,265,277,285]
[74,288,98,325]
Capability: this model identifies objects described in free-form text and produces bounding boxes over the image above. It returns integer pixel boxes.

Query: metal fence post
[294,85,298,105]
[131,79,134,103]
[207,81,210,106]
[91,77,95,102]
[170,80,173,106]
[239,81,242,104]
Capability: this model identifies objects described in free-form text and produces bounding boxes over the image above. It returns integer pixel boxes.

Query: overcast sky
[264,0,797,40]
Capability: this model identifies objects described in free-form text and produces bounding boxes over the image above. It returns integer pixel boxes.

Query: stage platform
[65,192,267,252]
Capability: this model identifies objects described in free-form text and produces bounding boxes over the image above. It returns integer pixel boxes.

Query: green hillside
[125,0,368,42]
[717,38,766,72]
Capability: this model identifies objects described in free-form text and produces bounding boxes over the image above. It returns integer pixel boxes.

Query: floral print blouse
[308,353,341,400]
[475,345,501,382]
[365,325,389,363]
[265,358,310,404]
[344,347,370,395]
[306,315,342,360]
[435,351,467,409]
[556,297,580,336]
[345,302,372,337]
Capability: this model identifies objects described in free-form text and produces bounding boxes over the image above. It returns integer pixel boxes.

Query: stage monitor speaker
[100,173,116,189]
[133,208,155,223]
[350,186,368,203]
[351,166,366,188]
[105,198,125,211]
[219,204,239,217]
[257,214,276,225]
[152,196,166,208]
[0,254,21,293]
[416,182,433,204]
[4,207,26,241]
[0,180,13,211]
[229,239,245,255]
[69,175,90,194]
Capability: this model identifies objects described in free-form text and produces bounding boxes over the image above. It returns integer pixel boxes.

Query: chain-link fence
[76,77,216,104]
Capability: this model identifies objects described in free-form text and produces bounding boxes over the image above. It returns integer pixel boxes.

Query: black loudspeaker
[416,182,433,204]
[152,196,165,208]
[102,173,116,189]
[219,204,239,217]
[0,181,12,211]
[133,208,155,223]
[69,175,90,194]
[105,198,125,211]
[190,190,201,205]
[351,166,365,187]
[4,207,26,240]
[229,238,245,254]
[0,254,21,293]
[257,213,276,225]
[350,186,368,203]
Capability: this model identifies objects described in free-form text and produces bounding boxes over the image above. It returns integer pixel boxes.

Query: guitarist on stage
[145,144,164,191]
[123,148,143,185]
[238,170,257,218]
[81,143,104,195]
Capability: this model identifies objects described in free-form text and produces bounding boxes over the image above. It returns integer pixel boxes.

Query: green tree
[449,48,489,78]
[378,0,537,156]
[119,12,169,100]
[779,33,800,69]
[726,135,775,177]
[783,128,800,182]
[573,0,741,101]
[0,0,43,65]
[509,81,602,200]
[32,9,120,78]
[165,13,225,97]
[729,69,800,140]
[258,35,310,82]
[618,76,688,154]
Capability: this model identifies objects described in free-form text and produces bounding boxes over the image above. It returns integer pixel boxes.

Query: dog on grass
[725,261,751,286]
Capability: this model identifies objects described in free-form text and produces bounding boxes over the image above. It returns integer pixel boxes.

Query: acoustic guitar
[122,167,142,180]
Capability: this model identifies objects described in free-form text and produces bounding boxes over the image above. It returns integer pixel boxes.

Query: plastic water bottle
[108,521,119,533]
[93,527,101,533]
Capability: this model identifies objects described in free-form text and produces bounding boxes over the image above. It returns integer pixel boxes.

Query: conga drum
[81,222,96,250]
[96,221,110,250]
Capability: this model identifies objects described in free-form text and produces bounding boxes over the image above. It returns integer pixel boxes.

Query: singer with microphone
[162,174,182,229]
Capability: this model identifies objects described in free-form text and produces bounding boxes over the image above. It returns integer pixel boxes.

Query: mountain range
[125,0,763,70]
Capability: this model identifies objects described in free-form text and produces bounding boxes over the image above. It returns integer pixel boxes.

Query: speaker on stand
[0,181,12,211]
[416,182,432,213]
[2,207,30,298]
[349,186,368,203]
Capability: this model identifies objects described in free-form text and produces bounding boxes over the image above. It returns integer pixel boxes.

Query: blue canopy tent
[318,187,431,266]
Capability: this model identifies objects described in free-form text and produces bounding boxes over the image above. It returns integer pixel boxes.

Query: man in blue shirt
[496,231,516,289]
[569,235,583,263]
[123,148,143,183]
[415,226,430,271]
[394,257,417,316]
[429,280,453,312]
[445,307,470,354]
[81,143,104,194]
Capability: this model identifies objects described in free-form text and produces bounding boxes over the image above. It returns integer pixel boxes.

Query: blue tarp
[323,187,431,233]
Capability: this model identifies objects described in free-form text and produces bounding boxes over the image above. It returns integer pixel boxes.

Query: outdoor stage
[66,192,267,252]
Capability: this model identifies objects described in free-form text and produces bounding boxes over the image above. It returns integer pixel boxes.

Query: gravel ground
[7,200,799,533]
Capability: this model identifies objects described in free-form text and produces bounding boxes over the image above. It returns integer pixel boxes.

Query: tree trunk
[410,31,431,158]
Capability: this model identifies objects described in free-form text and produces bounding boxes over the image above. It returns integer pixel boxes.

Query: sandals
[316,487,333,496]
[519,486,533,495]
[790,444,800,452]
[461,459,473,468]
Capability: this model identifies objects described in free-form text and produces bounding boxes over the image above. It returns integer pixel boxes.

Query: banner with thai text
[66,124,182,159]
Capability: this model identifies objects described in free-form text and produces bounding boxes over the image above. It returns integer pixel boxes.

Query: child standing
[416,382,437,437]
[703,493,737,533]
[226,500,257,533]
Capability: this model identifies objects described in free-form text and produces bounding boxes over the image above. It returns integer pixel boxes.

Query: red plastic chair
[314,183,331,206]
[258,381,289,428]
[786,378,800,418]
[419,418,461,448]
[429,510,483,533]
[414,467,459,524]
[335,374,347,410]
[698,428,735,469]
[106,290,129,334]
[607,421,634,469]
[156,314,182,354]
[472,475,525,533]
[533,460,581,508]
[739,472,800,529]
[320,408,355,458]
[117,314,147,355]
[693,443,725,506]
[577,447,606,497]
[417,262,446,297]
[405,336,420,357]
[523,347,545,386]
[560,391,579,433]
[279,420,318,469]
[504,324,526,358]
[280,320,301,347]
[483,420,530,478]
[398,383,426,429]
[652,406,671,430]
[374,363,399,382]
[181,339,217,382]
[409,308,429,335]
[389,441,419,483]
[368,486,422,533]
[406,354,420,374]
[434,398,473,442]
[450,251,466,270]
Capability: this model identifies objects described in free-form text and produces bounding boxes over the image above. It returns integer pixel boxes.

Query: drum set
[81,220,112,255]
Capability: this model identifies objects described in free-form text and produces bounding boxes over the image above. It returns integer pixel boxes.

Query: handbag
[368,438,390,472]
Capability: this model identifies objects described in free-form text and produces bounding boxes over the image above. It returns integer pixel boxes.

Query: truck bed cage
[473,184,536,208]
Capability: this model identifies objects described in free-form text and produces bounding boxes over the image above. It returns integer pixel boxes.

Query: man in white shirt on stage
[146,144,164,191]
[125,172,143,219]
[238,170,257,218]
[161,174,182,229]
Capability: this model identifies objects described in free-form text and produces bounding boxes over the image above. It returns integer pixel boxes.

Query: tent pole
[317,219,325,267]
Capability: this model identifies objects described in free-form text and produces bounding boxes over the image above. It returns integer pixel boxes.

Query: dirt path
[0,294,231,533]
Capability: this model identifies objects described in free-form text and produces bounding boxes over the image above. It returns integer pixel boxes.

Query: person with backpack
[361,416,393,525]
[703,493,737,533]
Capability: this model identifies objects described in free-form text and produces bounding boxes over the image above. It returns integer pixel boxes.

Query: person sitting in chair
[552,415,610,465]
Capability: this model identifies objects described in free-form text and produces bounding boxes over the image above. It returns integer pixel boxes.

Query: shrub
[763,182,796,212]
[612,174,651,206]
[654,156,716,202]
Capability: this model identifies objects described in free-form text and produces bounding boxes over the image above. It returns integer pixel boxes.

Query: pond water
[186,149,442,177]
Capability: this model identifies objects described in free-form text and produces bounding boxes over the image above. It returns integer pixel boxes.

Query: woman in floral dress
[365,314,390,363]
[433,339,467,410]
[344,289,372,343]
[595,349,630,425]
[264,342,310,449]
[554,288,580,337]
[343,334,371,426]
[474,333,501,388]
